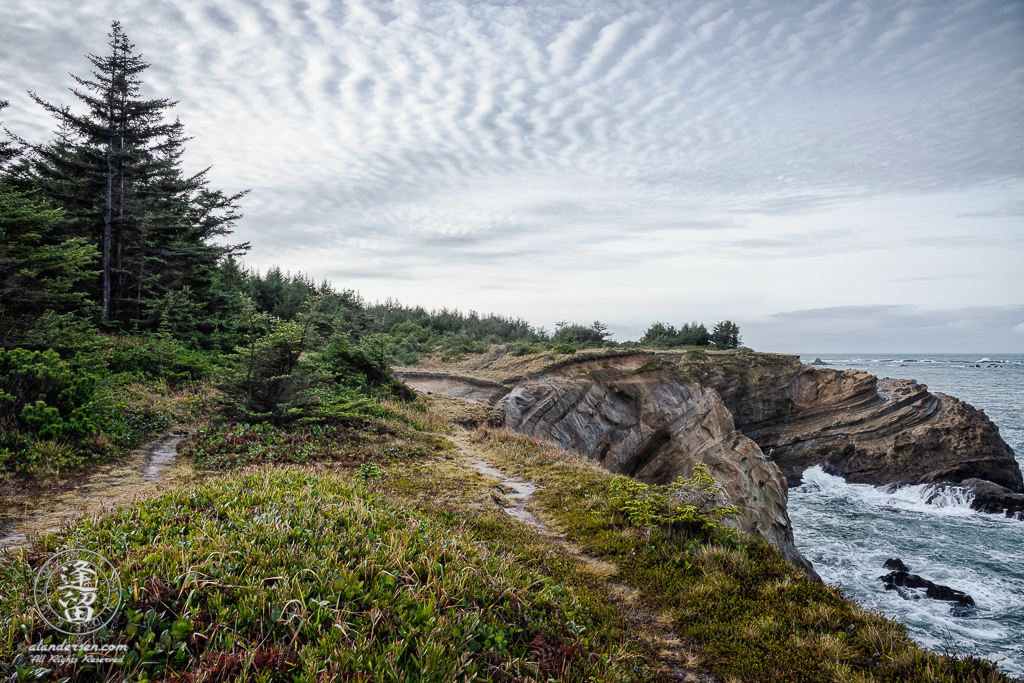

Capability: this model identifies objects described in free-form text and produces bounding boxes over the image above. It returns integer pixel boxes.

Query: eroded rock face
[699,357,1023,493]
[497,358,813,574]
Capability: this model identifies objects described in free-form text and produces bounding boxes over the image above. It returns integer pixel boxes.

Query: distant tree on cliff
[711,320,741,349]
[553,320,610,347]
[639,322,679,347]
[678,322,710,346]
[639,321,711,348]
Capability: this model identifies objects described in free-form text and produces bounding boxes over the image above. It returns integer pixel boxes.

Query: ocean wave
[794,466,978,516]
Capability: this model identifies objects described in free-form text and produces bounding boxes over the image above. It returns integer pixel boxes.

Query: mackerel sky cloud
[2,0,1022,351]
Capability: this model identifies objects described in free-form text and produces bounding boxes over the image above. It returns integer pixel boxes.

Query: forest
[0,23,740,474]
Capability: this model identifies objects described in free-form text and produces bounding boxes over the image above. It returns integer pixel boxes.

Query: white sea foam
[796,466,978,516]
[790,457,1024,676]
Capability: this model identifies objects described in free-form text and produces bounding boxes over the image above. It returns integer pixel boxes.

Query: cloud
[0,0,1021,349]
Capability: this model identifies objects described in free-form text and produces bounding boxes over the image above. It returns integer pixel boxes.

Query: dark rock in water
[879,569,975,614]
[926,584,975,605]
[880,571,931,590]
[962,478,1024,519]
[811,358,825,365]
[883,558,910,572]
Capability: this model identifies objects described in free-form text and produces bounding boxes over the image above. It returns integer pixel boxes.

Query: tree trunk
[103,135,113,323]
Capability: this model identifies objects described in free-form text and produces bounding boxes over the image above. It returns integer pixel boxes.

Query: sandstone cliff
[691,355,1023,493]
[404,355,813,574]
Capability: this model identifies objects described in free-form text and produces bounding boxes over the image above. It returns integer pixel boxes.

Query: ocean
[786,353,1024,676]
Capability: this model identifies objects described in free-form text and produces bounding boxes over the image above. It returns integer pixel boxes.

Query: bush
[439,335,488,362]
[553,343,577,355]
[509,340,544,356]
[106,334,217,381]
[0,348,97,441]
[608,463,737,540]
[552,321,609,348]
[685,349,708,362]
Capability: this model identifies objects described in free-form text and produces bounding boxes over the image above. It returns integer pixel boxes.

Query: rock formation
[695,355,1022,493]
[410,355,814,574]
[961,478,1024,519]
[877,558,975,616]
[399,349,1022,574]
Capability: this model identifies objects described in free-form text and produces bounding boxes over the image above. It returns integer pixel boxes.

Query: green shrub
[553,343,577,355]
[684,348,708,362]
[439,335,488,362]
[0,348,97,442]
[608,463,737,539]
[508,340,543,356]
[106,334,216,381]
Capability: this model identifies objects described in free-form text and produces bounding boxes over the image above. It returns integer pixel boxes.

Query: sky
[1,0,1022,353]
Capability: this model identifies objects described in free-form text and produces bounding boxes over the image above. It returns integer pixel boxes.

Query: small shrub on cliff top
[553,343,577,355]
[608,463,738,539]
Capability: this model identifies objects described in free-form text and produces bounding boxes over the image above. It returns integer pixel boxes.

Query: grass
[465,426,1016,683]
[0,396,1017,683]
[0,466,648,682]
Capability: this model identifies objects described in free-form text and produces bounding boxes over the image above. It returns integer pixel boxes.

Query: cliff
[397,348,1023,570]
[404,354,812,574]
[690,354,1023,493]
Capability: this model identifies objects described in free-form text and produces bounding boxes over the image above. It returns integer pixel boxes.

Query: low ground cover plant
[0,468,646,682]
[468,427,1013,683]
[0,348,214,473]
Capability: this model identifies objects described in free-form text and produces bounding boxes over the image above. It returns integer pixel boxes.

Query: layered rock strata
[410,356,812,573]
[400,350,1022,573]
[695,356,1022,493]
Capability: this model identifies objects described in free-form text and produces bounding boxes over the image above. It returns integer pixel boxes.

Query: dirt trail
[451,431,717,683]
[0,430,195,551]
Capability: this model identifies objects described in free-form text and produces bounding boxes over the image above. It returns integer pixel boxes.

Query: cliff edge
[404,354,813,574]
[692,354,1023,493]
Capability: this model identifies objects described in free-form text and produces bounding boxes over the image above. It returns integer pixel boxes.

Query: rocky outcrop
[400,349,1022,575]
[395,372,509,406]
[494,355,813,575]
[962,478,1024,519]
[877,559,975,616]
[696,356,1023,493]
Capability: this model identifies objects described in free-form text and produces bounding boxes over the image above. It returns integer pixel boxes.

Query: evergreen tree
[678,322,710,346]
[28,21,178,322]
[0,100,20,170]
[0,184,97,344]
[24,21,247,333]
[710,320,741,349]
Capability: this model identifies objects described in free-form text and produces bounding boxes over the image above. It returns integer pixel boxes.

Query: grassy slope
[0,387,1016,682]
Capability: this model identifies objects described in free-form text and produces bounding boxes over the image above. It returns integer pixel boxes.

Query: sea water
[786,353,1024,676]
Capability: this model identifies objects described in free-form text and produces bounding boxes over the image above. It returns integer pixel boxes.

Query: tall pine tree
[24,21,247,336]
